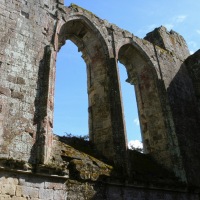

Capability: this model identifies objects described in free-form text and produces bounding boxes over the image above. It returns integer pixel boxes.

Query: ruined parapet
[144,26,190,60]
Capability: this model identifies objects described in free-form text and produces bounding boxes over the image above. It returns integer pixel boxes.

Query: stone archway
[52,18,127,166]
[57,19,113,157]
[118,43,173,169]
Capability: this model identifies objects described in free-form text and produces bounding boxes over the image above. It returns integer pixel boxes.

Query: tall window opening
[53,40,88,137]
[118,63,143,150]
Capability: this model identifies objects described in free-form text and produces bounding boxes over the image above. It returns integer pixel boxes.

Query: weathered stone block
[11,91,24,100]
[12,197,27,200]
[16,186,39,198]
[0,195,12,200]
[16,77,25,85]
[1,184,15,196]
[53,190,67,200]
[39,188,54,199]
[7,75,17,83]
[0,86,11,97]
[44,181,66,190]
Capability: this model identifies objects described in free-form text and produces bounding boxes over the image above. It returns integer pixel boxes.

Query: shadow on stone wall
[167,59,200,187]
[56,134,184,198]
[30,45,52,164]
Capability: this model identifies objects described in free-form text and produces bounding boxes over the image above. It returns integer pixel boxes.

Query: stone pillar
[107,58,128,171]
[35,45,55,164]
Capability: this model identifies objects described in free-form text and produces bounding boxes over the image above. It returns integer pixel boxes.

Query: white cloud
[188,41,197,49]
[164,24,174,31]
[137,24,158,36]
[174,15,187,23]
[134,118,139,126]
[156,15,186,32]
[197,30,200,35]
[128,140,143,149]
[147,24,157,31]
[137,15,186,37]
[190,51,194,55]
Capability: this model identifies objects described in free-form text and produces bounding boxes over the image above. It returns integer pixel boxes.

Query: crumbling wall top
[144,26,190,61]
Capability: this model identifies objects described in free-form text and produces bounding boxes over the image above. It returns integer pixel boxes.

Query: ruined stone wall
[0,0,62,163]
[145,26,190,61]
[0,170,199,200]
[0,171,67,200]
[145,27,200,186]
[106,23,188,180]
[0,0,186,173]
[54,5,189,181]
[0,0,200,199]
[182,51,200,186]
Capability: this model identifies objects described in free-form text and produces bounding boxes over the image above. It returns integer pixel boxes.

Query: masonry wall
[0,170,67,200]
[145,27,200,186]
[0,0,200,198]
[0,171,199,200]
[0,0,61,163]
[183,50,200,186]
[0,0,186,172]
[116,27,187,180]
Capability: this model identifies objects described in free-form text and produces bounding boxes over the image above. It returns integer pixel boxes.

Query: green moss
[60,142,113,172]
[156,45,170,55]
[142,39,148,45]
[0,157,27,168]
[58,136,111,164]
[70,3,97,17]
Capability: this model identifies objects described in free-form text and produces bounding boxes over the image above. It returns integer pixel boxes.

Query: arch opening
[53,40,88,137]
[53,19,123,160]
[117,43,187,175]
[117,62,143,151]
[118,43,167,155]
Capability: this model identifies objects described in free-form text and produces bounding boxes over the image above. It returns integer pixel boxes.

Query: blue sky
[53,0,200,142]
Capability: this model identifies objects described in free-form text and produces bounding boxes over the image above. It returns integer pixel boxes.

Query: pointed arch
[118,42,173,168]
[45,16,127,166]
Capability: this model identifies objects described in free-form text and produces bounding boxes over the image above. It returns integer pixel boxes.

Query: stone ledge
[0,158,69,179]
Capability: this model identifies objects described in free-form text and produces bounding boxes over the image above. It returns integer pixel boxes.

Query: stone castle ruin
[0,0,200,199]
